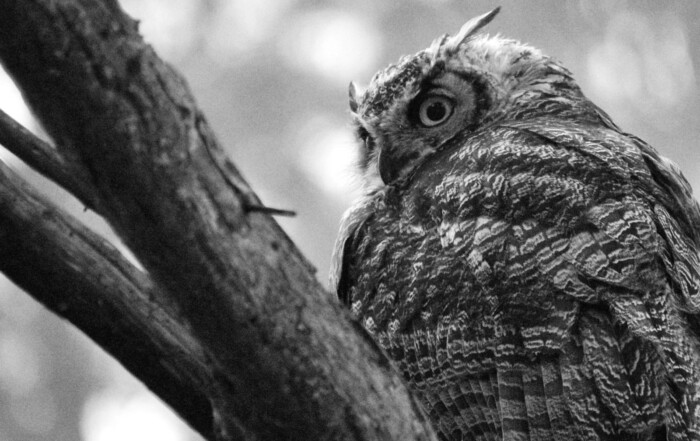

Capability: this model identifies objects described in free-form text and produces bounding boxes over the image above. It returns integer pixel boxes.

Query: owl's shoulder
[333,118,700,331]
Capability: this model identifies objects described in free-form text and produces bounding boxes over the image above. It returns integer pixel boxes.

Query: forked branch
[0,160,214,438]
[0,108,100,210]
[0,0,437,440]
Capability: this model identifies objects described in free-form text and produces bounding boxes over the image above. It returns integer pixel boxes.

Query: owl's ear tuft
[349,81,364,113]
[444,7,501,53]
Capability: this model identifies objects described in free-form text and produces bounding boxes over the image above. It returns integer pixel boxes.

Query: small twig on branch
[243,202,296,217]
[0,108,100,211]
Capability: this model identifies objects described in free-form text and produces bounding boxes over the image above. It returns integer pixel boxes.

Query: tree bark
[0,160,214,438]
[0,1,438,440]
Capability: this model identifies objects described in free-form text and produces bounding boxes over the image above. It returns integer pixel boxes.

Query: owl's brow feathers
[350,7,501,120]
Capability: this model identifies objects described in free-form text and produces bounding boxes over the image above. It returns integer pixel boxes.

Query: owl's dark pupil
[426,102,446,121]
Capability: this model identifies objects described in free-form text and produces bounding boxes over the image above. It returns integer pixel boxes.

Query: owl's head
[350,7,582,190]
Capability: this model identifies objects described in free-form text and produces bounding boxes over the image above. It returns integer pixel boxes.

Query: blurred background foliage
[0,1,697,440]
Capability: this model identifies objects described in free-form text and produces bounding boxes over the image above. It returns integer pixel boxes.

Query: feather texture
[332,9,700,441]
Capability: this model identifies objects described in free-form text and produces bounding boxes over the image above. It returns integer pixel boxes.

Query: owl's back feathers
[332,9,700,440]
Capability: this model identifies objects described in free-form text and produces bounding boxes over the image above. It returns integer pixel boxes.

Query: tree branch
[0,159,215,439]
[0,1,437,440]
[0,108,100,211]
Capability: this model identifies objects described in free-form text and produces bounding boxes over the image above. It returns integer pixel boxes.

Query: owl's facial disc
[349,9,507,190]
[372,71,484,185]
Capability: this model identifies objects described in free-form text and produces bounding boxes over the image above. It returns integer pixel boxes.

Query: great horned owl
[331,8,700,441]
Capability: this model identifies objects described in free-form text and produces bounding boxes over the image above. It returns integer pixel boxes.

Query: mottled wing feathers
[333,121,700,440]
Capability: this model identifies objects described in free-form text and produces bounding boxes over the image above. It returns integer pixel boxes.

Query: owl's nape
[332,6,700,441]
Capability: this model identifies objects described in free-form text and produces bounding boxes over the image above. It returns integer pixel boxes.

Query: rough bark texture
[0,161,214,438]
[0,0,438,440]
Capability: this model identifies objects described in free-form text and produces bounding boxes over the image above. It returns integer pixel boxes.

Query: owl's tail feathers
[488,310,667,441]
[415,304,695,441]
[426,373,502,440]
[494,357,575,441]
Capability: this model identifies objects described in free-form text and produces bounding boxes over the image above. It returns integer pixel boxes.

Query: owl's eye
[418,96,454,127]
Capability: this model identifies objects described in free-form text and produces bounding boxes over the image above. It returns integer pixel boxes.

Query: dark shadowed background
[0,1,697,440]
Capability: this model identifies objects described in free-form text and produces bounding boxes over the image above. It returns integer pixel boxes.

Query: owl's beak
[377,148,393,185]
[377,146,408,185]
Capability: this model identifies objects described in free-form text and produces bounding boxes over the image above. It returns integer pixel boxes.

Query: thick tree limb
[0,1,438,440]
[0,160,214,439]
